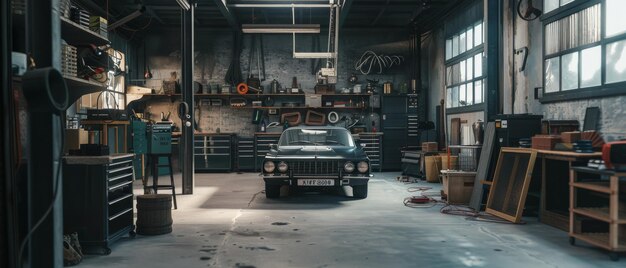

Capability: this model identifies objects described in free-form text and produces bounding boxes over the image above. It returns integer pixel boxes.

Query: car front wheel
[265,184,280,198]
[353,184,368,199]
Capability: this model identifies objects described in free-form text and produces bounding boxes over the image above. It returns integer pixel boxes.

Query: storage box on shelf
[569,167,626,261]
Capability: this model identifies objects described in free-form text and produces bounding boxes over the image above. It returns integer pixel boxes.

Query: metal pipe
[230,4,332,8]
[181,4,195,194]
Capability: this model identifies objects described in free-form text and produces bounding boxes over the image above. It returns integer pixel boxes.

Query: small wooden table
[81,120,130,153]
[535,150,602,231]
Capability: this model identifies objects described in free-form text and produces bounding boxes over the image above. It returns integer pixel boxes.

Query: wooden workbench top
[535,149,602,158]
[81,120,130,125]
[63,153,134,165]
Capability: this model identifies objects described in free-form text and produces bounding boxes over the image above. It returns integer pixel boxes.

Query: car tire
[353,184,368,199]
[265,184,280,198]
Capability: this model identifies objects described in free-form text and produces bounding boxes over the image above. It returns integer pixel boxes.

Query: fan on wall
[517,0,542,21]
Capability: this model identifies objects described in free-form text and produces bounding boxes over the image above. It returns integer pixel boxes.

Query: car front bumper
[262,174,371,187]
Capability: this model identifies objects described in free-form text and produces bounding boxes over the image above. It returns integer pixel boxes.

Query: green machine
[148,122,173,175]
[129,120,147,180]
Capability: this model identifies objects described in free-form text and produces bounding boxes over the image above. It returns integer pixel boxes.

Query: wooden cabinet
[569,167,626,261]
[194,134,235,172]
[63,154,135,255]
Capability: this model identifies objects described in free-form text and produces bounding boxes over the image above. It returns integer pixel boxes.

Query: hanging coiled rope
[354,51,404,75]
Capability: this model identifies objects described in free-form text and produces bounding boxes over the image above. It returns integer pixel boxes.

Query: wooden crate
[532,135,561,150]
[441,171,476,205]
[561,131,581,143]
[422,142,438,152]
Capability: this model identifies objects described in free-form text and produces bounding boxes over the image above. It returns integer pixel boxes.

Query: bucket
[136,194,173,235]
[425,156,442,183]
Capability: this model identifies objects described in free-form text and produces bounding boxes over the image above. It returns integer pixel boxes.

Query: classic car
[261,126,371,199]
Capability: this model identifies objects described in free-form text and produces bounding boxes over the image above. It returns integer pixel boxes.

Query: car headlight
[277,161,288,173]
[344,161,355,173]
[264,161,275,173]
[357,161,369,173]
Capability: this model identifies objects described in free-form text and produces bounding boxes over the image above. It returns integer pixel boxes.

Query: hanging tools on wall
[247,34,266,82]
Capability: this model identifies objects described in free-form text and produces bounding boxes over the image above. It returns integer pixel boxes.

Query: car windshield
[279,128,355,147]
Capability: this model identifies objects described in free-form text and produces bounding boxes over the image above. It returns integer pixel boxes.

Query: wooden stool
[148,154,177,209]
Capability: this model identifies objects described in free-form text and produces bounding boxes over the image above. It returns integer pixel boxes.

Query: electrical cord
[354,51,404,75]
[18,115,65,267]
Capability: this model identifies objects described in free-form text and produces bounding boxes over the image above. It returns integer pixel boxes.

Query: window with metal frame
[542,0,626,102]
[445,21,485,110]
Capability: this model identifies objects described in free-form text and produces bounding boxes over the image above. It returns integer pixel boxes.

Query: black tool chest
[237,137,256,171]
[354,133,383,172]
[194,134,234,172]
[63,154,136,255]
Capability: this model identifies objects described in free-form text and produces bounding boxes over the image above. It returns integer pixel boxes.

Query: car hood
[268,146,367,159]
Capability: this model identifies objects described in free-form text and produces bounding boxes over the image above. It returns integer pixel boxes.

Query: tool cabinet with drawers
[194,134,235,172]
[354,133,383,172]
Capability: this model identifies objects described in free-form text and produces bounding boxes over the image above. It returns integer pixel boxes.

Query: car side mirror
[360,143,367,148]
[270,144,278,151]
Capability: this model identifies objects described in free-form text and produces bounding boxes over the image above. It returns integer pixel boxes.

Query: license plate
[297,179,335,186]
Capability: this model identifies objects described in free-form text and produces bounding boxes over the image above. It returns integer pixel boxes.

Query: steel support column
[485,0,502,121]
[24,0,64,267]
[181,3,195,194]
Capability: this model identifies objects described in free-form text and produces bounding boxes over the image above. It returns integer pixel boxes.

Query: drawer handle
[109,194,133,205]
[109,173,133,183]
[109,159,133,167]
[108,165,132,174]
[109,181,133,191]
[109,208,133,221]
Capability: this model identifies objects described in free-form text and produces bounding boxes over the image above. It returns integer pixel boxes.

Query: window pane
[474,23,482,47]
[446,87,452,108]
[459,84,466,106]
[452,86,459,108]
[559,12,579,51]
[466,82,474,105]
[545,57,560,93]
[581,46,601,88]
[467,57,474,79]
[474,54,482,78]
[580,4,601,45]
[606,39,626,84]
[467,28,474,50]
[561,52,579,91]
[452,63,460,84]
[545,22,560,55]
[459,32,467,54]
[474,80,483,104]
[606,0,626,38]
[445,39,452,60]
[544,0,558,13]
[452,35,459,57]
[446,66,452,86]
[460,60,466,82]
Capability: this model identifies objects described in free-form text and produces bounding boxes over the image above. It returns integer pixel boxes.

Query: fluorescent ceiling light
[176,0,191,10]
[242,24,321,34]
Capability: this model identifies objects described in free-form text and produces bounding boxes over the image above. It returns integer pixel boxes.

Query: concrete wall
[423,0,626,143]
[502,0,626,141]
[137,29,411,136]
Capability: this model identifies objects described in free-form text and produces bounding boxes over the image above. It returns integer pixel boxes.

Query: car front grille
[289,160,339,176]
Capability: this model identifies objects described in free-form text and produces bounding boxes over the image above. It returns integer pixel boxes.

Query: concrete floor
[79,172,624,268]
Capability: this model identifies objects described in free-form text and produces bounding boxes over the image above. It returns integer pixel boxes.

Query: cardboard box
[532,135,561,150]
[441,171,476,205]
[305,94,322,107]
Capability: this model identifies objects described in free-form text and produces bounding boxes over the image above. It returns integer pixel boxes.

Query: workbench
[535,149,603,231]
[81,120,130,153]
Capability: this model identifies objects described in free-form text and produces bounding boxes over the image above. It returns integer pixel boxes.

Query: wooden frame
[485,147,538,223]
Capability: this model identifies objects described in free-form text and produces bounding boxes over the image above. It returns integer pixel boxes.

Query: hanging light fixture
[241,24,321,34]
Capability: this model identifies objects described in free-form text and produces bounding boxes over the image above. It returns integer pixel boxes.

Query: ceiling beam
[145,6,165,25]
[339,0,353,27]
[212,0,240,30]
[371,0,391,26]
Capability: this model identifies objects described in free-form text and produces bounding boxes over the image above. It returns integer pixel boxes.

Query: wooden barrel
[136,194,173,235]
